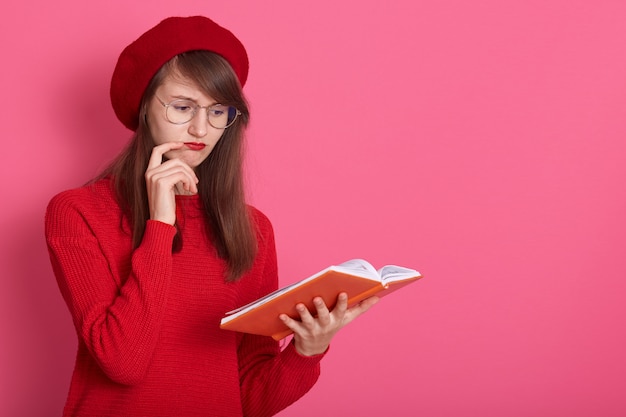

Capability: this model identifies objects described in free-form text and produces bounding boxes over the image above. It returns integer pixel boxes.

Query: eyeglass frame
[155,96,241,129]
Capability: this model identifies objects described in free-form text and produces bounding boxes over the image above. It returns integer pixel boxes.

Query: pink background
[2,1,626,416]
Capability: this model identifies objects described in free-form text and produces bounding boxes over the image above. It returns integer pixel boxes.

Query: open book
[220,259,422,340]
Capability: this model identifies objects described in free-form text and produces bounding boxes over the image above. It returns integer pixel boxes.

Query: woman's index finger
[147,142,184,169]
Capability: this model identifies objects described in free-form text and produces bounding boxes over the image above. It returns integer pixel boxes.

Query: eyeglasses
[156,96,241,129]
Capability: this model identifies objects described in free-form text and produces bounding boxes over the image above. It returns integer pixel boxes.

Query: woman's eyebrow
[169,94,195,101]
[166,94,218,106]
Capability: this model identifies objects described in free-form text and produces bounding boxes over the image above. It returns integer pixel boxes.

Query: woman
[45,15,378,417]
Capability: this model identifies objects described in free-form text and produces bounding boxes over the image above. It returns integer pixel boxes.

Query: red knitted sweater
[45,178,322,417]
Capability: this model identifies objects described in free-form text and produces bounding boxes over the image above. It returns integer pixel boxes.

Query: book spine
[346,284,385,306]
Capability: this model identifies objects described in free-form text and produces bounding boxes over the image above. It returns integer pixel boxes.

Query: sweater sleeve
[45,191,176,385]
[238,334,324,417]
[237,211,324,416]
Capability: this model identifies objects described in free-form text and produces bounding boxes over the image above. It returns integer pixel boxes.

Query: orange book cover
[220,259,422,340]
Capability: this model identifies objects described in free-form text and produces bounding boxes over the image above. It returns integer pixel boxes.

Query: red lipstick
[184,142,206,151]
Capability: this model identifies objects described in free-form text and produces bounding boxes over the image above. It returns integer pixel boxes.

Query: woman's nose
[188,109,208,137]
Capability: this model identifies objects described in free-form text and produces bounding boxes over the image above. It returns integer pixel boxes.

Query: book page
[224,280,302,315]
[333,259,380,279]
[378,265,422,284]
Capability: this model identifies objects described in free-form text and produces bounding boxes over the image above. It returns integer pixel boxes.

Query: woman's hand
[280,293,379,356]
[145,142,199,225]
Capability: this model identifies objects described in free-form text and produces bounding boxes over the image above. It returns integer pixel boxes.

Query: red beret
[110,16,249,131]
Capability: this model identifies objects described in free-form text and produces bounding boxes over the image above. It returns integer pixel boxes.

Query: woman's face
[146,72,226,170]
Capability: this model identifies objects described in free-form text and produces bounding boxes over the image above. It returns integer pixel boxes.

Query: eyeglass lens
[166,100,238,128]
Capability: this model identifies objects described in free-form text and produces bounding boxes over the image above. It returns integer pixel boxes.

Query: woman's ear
[139,103,149,127]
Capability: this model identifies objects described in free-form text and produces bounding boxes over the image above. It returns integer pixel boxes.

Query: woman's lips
[183,142,206,151]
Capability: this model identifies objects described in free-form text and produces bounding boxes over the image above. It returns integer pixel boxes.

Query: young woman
[45,15,378,417]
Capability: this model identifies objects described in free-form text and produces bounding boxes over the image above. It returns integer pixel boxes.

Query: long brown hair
[97,50,257,282]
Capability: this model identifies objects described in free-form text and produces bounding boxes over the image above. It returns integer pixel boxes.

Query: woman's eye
[171,101,195,112]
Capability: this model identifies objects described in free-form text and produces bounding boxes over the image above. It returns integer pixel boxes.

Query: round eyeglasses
[156,96,241,129]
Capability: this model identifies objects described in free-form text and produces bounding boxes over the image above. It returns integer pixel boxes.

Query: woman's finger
[279,314,304,334]
[295,303,316,326]
[147,142,184,170]
[148,159,198,193]
[343,296,380,324]
[145,143,198,225]
[330,292,349,317]
[313,297,331,326]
